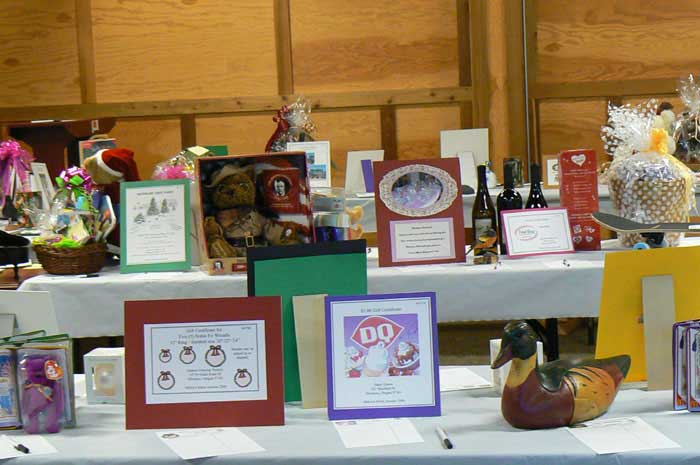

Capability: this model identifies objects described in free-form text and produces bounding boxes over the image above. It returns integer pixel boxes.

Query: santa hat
[94,148,140,182]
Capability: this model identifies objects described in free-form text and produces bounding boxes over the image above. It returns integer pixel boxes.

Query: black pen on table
[5,436,29,454]
[436,426,453,449]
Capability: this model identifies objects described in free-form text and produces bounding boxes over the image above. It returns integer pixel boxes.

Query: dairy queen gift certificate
[325,292,440,420]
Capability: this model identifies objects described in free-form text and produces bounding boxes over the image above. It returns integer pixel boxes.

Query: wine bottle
[496,165,523,254]
[471,164,497,256]
[525,163,548,209]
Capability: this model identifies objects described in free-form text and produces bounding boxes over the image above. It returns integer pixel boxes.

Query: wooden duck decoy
[491,320,631,429]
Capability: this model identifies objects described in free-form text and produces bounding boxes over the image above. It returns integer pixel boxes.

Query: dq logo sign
[351,316,404,349]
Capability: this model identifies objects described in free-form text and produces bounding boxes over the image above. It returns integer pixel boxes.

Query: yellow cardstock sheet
[292,294,328,409]
[597,246,700,382]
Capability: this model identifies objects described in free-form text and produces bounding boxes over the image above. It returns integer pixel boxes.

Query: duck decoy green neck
[491,321,539,368]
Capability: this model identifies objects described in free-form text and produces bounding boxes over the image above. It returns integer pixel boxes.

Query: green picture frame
[120,179,191,273]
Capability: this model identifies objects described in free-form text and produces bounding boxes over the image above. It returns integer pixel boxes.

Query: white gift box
[84,347,125,404]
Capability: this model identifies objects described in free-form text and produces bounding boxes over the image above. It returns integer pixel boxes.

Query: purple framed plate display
[325,292,440,420]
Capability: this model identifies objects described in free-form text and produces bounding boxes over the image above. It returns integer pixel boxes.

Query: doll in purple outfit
[21,355,65,433]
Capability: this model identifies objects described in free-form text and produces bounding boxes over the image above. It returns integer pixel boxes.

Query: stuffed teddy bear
[204,165,268,258]
[21,355,65,433]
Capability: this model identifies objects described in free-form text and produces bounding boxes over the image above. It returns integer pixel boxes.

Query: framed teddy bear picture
[195,152,315,274]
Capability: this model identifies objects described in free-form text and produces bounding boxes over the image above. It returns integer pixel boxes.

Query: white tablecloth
[16,370,698,465]
[22,238,700,338]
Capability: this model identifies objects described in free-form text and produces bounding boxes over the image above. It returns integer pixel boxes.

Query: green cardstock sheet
[251,251,367,402]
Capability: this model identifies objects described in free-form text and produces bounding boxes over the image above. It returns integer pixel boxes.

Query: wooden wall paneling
[396,106,462,160]
[536,0,700,85]
[538,99,608,165]
[109,118,182,180]
[290,0,459,93]
[468,0,490,130]
[180,115,196,149]
[75,0,97,103]
[195,114,275,155]
[380,107,398,161]
[0,87,472,123]
[313,110,382,188]
[457,0,471,87]
[273,0,294,95]
[91,0,277,102]
[502,0,528,178]
[0,1,82,107]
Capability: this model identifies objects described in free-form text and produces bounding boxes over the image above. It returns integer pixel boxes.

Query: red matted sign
[125,296,284,429]
[374,158,466,267]
[558,149,601,251]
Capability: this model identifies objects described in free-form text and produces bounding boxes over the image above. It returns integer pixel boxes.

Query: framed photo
[120,179,191,273]
[124,296,284,429]
[325,292,440,420]
[30,162,55,209]
[78,137,117,165]
[287,141,332,188]
[501,207,574,258]
[542,154,560,188]
[374,158,466,267]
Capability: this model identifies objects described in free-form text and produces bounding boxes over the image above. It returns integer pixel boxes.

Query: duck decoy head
[491,320,539,368]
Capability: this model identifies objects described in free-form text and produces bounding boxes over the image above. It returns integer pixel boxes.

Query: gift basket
[32,167,107,274]
[602,100,695,247]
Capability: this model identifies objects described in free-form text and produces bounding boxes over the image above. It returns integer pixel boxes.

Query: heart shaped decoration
[571,154,586,166]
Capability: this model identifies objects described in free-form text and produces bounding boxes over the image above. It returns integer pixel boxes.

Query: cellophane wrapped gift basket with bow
[32,167,107,274]
[602,100,695,247]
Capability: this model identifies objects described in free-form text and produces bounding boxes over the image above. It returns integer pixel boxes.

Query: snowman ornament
[179,346,196,364]
[205,345,226,367]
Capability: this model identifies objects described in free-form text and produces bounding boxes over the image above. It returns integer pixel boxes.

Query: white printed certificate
[501,208,574,257]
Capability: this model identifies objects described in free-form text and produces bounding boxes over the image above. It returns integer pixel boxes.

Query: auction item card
[374,159,465,267]
[558,149,600,250]
[325,292,440,420]
[501,208,574,258]
[125,297,284,429]
[120,179,191,273]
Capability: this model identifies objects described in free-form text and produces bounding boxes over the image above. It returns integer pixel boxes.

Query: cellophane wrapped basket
[602,100,695,247]
[34,242,106,275]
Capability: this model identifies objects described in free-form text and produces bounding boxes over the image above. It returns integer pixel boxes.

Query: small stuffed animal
[21,355,65,433]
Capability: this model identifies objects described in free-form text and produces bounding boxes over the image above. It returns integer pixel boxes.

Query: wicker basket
[34,242,107,275]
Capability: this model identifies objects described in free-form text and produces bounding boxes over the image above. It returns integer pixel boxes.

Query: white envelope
[345,150,384,194]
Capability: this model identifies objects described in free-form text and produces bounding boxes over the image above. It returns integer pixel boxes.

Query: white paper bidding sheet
[124,183,187,265]
[144,321,267,404]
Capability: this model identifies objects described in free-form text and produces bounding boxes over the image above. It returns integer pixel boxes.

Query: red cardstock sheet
[373,158,466,267]
[558,149,600,251]
[125,296,284,429]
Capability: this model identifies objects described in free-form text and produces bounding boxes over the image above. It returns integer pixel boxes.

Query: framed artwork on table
[30,162,55,209]
[287,141,332,189]
[373,158,466,267]
[325,292,441,420]
[542,154,560,188]
[124,296,284,429]
[78,137,117,165]
[120,179,191,273]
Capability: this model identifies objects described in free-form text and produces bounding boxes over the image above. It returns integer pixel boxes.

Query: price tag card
[325,293,440,420]
[501,208,574,258]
